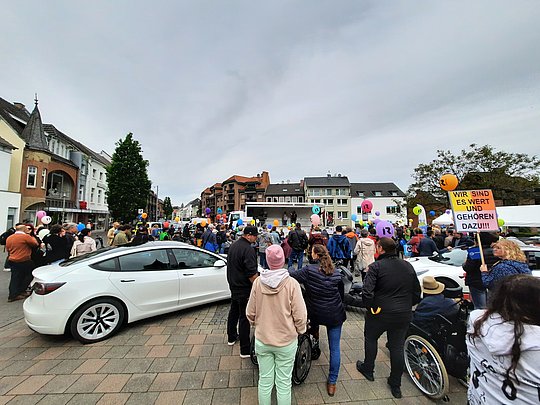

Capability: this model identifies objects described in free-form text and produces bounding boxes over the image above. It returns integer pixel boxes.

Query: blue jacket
[482,259,531,289]
[289,263,346,327]
[327,234,351,260]
[412,294,458,330]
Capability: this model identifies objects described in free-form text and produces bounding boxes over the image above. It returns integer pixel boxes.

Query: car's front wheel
[70,298,125,344]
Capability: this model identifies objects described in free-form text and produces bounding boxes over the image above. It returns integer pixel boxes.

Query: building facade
[0,136,21,231]
[350,182,407,224]
[304,174,351,227]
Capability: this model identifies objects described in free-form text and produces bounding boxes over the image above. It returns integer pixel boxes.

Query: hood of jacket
[345,232,357,239]
[259,268,290,293]
[471,311,540,356]
[359,237,375,247]
[332,234,347,243]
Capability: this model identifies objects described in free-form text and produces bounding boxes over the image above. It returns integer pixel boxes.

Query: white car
[23,241,232,344]
[407,249,469,293]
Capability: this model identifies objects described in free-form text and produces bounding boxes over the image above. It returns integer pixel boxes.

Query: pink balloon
[361,200,373,213]
[36,210,46,219]
[310,214,321,226]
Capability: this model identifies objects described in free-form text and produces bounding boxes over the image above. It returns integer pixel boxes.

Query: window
[91,258,118,271]
[357,206,362,214]
[279,196,284,202]
[324,199,334,205]
[335,188,347,196]
[308,188,322,197]
[26,166,37,188]
[292,197,298,203]
[79,186,84,201]
[241,194,245,200]
[99,172,103,181]
[41,169,47,189]
[337,199,347,205]
[299,197,304,203]
[273,197,279,203]
[90,188,95,202]
[98,190,102,204]
[92,169,97,178]
[258,193,262,199]
[386,206,401,214]
[325,189,333,196]
[338,211,348,219]
[374,191,382,196]
[266,197,272,202]
[172,248,218,269]
[356,191,364,197]
[390,191,399,196]
[118,250,171,271]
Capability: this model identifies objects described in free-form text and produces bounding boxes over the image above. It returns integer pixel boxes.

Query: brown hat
[422,276,445,295]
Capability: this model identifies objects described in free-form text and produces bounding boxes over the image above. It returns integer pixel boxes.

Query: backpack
[216,231,226,245]
[0,228,15,246]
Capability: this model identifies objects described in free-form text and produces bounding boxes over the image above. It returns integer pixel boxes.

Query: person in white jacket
[353,229,376,279]
[70,228,97,257]
[466,274,540,405]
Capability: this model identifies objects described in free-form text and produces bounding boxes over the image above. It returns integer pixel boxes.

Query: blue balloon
[237,218,244,226]
[217,208,223,214]
[267,224,272,229]
[77,223,85,232]
[429,210,436,217]
[351,214,358,222]
[312,205,320,214]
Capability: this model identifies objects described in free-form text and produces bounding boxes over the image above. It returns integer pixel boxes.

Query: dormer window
[374,191,382,196]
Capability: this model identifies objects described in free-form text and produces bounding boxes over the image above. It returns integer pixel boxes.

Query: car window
[524,250,540,270]
[429,249,467,267]
[59,247,117,266]
[118,249,171,271]
[172,248,218,269]
[91,258,118,271]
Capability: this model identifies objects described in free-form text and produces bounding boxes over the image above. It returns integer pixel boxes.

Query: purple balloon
[374,211,380,216]
[376,221,395,238]
[373,218,381,224]
[445,209,451,215]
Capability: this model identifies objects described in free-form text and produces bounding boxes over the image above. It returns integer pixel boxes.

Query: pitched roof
[21,102,49,151]
[350,182,406,198]
[304,176,350,187]
[0,97,30,135]
[43,124,110,166]
[265,183,304,196]
[0,135,17,150]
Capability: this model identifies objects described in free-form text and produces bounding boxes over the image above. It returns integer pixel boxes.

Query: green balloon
[498,218,505,226]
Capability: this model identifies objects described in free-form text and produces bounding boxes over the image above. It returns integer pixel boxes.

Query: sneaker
[387,379,402,399]
[239,353,251,359]
[227,337,238,346]
[2,268,10,272]
[356,361,374,381]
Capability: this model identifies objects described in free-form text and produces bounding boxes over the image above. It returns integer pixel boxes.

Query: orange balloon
[439,173,459,191]
[141,212,148,219]
[273,219,279,226]
[201,220,207,227]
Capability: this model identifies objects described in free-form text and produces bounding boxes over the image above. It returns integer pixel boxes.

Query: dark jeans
[8,260,35,299]
[288,249,304,270]
[363,314,409,387]
[227,296,250,355]
[258,252,268,269]
[469,286,487,309]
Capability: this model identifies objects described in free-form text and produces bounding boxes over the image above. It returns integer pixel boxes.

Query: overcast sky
[2,1,539,205]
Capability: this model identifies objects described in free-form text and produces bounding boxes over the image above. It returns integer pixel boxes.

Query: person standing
[247,245,307,405]
[112,225,130,246]
[353,229,376,279]
[290,210,297,225]
[42,224,69,263]
[63,223,78,254]
[6,224,39,302]
[357,237,421,399]
[257,229,273,269]
[107,222,120,246]
[287,223,308,270]
[467,274,540,404]
[326,226,351,264]
[70,228,97,257]
[289,244,346,396]
[282,211,288,226]
[226,225,259,357]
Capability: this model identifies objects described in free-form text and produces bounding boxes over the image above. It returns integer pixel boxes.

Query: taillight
[32,282,66,295]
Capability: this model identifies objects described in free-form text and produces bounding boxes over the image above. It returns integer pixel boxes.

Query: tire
[404,334,449,399]
[292,334,312,385]
[70,298,125,344]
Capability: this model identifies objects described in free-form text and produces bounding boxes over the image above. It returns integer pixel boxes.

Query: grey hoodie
[467,309,540,404]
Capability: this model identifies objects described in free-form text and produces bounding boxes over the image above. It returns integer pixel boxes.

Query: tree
[408,144,540,208]
[163,197,173,219]
[106,133,152,223]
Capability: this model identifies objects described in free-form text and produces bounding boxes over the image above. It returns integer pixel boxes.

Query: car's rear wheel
[70,298,125,344]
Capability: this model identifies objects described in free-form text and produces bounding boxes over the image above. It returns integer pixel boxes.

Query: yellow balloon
[192,219,197,224]
[250,219,255,225]
[175,217,180,222]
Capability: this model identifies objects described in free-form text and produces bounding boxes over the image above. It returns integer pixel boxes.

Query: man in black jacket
[226,225,259,357]
[357,237,421,399]
[287,223,308,270]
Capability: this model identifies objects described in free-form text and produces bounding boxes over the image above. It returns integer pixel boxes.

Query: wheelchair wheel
[292,334,312,385]
[404,334,449,399]
[250,334,258,365]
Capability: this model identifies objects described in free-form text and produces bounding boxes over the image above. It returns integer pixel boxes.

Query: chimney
[13,102,25,110]
[327,173,331,178]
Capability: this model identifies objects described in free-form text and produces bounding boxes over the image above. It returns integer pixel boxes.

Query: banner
[448,189,498,232]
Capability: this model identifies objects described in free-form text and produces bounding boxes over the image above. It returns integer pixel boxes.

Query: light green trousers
[255,338,298,405]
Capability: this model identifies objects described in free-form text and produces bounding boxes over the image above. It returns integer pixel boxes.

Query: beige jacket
[246,270,307,347]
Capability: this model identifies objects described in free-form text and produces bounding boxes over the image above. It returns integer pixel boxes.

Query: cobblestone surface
[0,249,467,404]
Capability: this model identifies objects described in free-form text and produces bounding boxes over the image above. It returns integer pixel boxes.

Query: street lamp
[62,192,67,224]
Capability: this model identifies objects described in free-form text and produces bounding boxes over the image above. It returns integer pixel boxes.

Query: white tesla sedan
[23,242,232,344]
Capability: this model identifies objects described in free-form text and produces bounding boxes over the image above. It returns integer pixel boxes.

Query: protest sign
[448,189,498,232]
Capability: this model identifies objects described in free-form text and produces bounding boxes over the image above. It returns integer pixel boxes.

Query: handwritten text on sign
[448,189,498,232]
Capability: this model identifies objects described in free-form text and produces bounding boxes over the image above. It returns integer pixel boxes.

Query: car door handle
[182,273,194,276]
[120,279,135,282]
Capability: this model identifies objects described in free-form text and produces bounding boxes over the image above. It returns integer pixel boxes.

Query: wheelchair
[404,286,472,401]
[250,332,313,385]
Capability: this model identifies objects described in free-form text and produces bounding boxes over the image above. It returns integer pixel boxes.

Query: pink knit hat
[266,245,285,270]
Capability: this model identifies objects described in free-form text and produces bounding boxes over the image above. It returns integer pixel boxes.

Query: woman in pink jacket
[246,245,307,405]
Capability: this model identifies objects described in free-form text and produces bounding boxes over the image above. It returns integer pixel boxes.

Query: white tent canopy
[496,205,540,228]
[432,211,454,226]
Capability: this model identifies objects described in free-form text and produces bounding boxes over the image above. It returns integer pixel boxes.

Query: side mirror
[214,259,226,268]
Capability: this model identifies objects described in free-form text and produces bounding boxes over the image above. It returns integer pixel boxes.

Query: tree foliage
[106,133,152,223]
[163,197,173,219]
[408,144,540,206]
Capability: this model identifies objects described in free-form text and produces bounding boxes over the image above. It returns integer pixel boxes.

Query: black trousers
[363,314,409,387]
[227,296,250,355]
[8,260,35,299]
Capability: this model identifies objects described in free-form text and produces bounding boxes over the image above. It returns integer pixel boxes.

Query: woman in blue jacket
[289,244,346,397]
